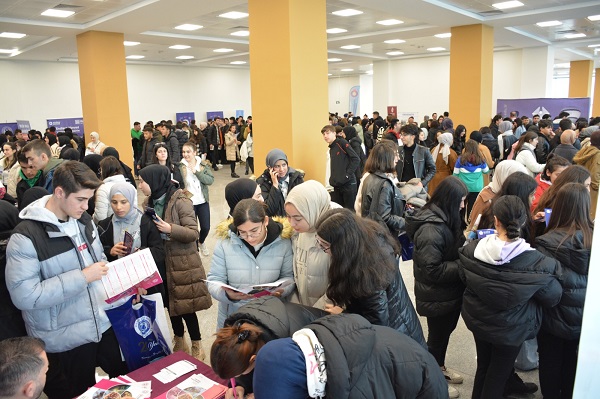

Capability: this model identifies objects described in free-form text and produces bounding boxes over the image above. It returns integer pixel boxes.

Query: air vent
[53,4,83,9]
[231,26,248,30]
[478,10,504,16]
[556,29,577,34]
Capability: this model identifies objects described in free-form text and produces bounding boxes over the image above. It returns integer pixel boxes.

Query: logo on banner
[134,316,153,338]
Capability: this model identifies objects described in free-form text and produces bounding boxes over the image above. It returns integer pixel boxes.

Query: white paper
[101,248,159,299]
[153,360,197,383]
[204,278,293,294]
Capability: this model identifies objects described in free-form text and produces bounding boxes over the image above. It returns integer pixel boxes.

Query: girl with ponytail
[457,195,562,399]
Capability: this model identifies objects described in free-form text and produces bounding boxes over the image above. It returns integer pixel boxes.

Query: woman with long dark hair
[406,176,468,397]
[315,208,425,347]
[535,183,592,398]
[151,142,184,187]
[453,139,490,219]
[451,124,466,155]
[458,196,561,399]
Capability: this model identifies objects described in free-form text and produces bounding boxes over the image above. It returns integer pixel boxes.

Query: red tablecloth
[126,351,228,397]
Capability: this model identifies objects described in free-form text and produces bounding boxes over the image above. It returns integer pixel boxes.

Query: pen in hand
[231,378,237,399]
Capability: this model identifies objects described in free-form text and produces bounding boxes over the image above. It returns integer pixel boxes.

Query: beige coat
[573,146,600,219]
[163,188,212,316]
[224,132,239,162]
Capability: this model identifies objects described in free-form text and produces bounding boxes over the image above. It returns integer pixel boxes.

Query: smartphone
[123,231,134,255]
[145,207,159,222]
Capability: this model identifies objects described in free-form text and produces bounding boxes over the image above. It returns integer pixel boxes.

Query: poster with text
[497,97,591,124]
[0,123,18,134]
[47,117,85,137]
[16,120,31,131]
[206,111,224,121]
[176,112,195,126]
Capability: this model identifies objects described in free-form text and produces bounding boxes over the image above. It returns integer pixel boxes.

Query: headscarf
[45,133,57,146]
[285,180,330,232]
[109,182,143,252]
[90,131,100,141]
[441,118,454,133]
[102,147,120,160]
[469,131,483,143]
[499,121,513,134]
[265,149,292,183]
[19,187,49,211]
[139,164,171,200]
[489,160,527,194]
[83,154,103,176]
[60,148,80,161]
[225,178,259,215]
[431,132,454,164]
[342,126,358,141]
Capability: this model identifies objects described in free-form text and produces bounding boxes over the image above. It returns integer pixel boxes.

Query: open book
[155,374,227,399]
[205,278,294,298]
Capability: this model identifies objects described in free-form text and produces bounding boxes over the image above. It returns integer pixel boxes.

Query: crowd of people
[0,110,596,399]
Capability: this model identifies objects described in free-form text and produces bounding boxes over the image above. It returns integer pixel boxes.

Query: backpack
[502,135,518,160]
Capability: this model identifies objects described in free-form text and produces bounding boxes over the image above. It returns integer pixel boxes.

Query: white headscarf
[285,180,331,233]
[488,160,527,193]
[431,132,454,164]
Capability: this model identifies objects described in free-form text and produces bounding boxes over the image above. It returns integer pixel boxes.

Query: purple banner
[0,123,18,134]
[206,111,224,121]
[46,117,85,137]
[16,120,31,131]
[497,97,591,124]
[176,112,195,125]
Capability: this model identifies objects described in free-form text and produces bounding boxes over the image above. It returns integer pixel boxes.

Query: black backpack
[502,135,518,160]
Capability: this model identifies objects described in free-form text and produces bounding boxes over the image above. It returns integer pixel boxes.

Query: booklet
[76,378,151,399]
[154,373,227,399]
[101,248,163,304]
[204,278,294,298]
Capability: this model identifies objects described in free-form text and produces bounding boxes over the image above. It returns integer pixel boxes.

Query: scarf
[225,178,259,215]
[139,164,171,200]
[19,169,42,188]
[292,328,327,398]
[285,180,331,233]
[109,183,143,253]
[488,160,527,194]
[265,148,290,182]
[432,132,453,164]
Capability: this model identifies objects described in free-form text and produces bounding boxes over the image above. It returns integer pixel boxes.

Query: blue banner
[235,110,244,118]
[16,120,31,131]
[497,97,591,124]
[46,117,85,137]
[349,86,360,116]
[206,111,224,121]
[175,112,195,126]
[0,123,18,134]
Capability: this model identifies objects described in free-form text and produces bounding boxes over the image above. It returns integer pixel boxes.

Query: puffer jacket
[254,314,448,399]
[458,240,562,346]
[573,145,600,219]
[256,168,305,217]
[207,217,295,328]
[224,132,239,161]
[163,188,211,316]
[536,230,590,340]
[406,205,465,317]
[359,172,406,235]
[5,196,106,353]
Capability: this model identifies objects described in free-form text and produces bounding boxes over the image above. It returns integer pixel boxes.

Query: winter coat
[348,136,366,182]
[162,188,211,316]
[536,230,590,340]
[482,133,500,160]
[478,143,495,185]
[256,168,305,217]
[457,240,562,346]
[224,132,239,161]
[551,144,577,164]
[16,173,46,209]
[396,143,437,188]
[174,129,188,156]
[428,146,457,195]
[358,172,406,235]
[573,145,600,219]
[163,132,181,163]
[253,314,448,399]
[93,174,127,223]
[5,196,106,353]
[516,142,545,177]
[207,217,295,328]
[406,204,465,317]
[138,134,160,169]
[536,134,551,164]
[468,186,496,230]
[41,157,64,193]
[328,137,360,187]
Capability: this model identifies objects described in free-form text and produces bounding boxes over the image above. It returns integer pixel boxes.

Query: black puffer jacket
[359,172,406,235]
[259,314,447,399]
[256,168,304,217]
[536,230,589,340]
[458,240,562,346]
[406,205,465,317]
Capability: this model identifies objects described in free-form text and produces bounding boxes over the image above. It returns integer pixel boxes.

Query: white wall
[492,50,523,104]
[327,75,360,116]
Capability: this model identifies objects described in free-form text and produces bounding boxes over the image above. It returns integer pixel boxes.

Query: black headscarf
[225,178,259,215]
[45,133,57,146]
[83,154,103,177]
[343,126,357,141]
[0,200,20,240]
[19,187,50,211]
[102,147,136,188]
[139,164,171,201]
[60,148,80,161]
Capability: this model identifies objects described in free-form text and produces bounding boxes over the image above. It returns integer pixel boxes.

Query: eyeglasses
[315,237,331,253]
[237,223,264,240]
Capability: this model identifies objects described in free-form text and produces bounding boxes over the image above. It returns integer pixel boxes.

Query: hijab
[432,132,454,164]
[489,160,527,194]
[499,121,513,134]
[109,182,143,252]
[265,149,291,182]
[83,154,103,176]
[343,126,358,141]
[285,180,331,233]
[225,178,259,215]
[441,118,454,134]
[139,164,171,201]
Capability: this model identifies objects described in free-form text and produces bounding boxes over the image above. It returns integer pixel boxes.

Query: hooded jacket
[573,145,600,218]
[41,157,64,193]
[253,314,448,399]
[207,217,295,328]
[458,237,562,346]
[406,204,465,317]
[536,231,590,340]
[5,196,106,353]
[328,137,360,187]
[256,168,304,217]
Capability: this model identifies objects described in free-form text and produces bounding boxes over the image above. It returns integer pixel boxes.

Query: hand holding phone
[145,207,159,222]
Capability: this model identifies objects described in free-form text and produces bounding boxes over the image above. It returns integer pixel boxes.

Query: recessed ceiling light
[123,41,140,46]
[41,9,75,18]
[366,70,373,75]
[564,33,586,39]
[126,55,145,59]
[175,24,203,31]
[427,47,446,52]
[587,15,600,21]
[332,9,363,17]
[328,58,342,62]
[553,63,570,68]
[0,32,26,39]
[326,28,348,34]
[213,48,234,53]
[219,11,248,19]
[384,39,405,44]
[376,19,403,26]
[435,33,452,38]
[328,73,333,76]
[169,45,191,49]
[588,44,600,47]
[231,30,250,37]
[536,20,562,27]
[230,61,247,65]
[492,1,524,10]
[341,68,354,72]
[341,45,360,49]
[176,55,194,60]
[0,49,17,54]
[386,51,404,56]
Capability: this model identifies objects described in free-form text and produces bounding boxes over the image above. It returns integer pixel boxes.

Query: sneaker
[448,385,460,398]
[442,367,464,384]
[231,173,240,178]
[200,243,209,256]
[245,171,249,175]
[217,164,223,169]
[504,372,538,396]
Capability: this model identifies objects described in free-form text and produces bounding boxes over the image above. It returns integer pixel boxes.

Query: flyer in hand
[205,278,294,298]
[154,373,227,399]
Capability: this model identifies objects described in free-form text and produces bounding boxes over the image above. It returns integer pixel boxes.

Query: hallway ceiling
[0,0,598,76]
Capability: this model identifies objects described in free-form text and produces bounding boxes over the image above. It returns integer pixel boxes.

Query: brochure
[204,278,293,298]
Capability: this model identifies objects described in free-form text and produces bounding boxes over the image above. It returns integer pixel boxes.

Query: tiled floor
[100,163,542,398]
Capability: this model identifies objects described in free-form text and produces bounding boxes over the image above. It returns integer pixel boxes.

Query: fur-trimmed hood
[215,215,293,240]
